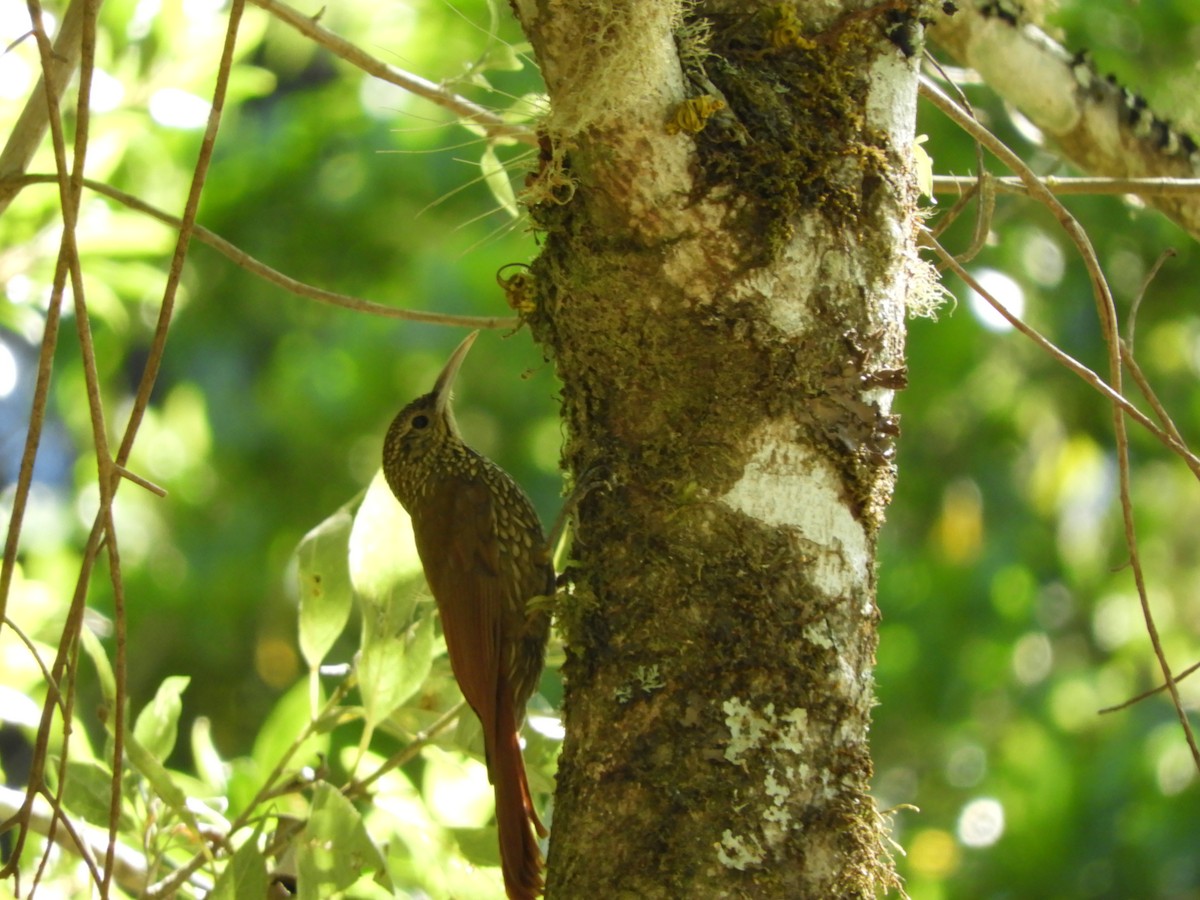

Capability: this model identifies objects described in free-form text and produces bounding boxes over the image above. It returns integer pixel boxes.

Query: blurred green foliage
[880,4,1200,898]
[1,0,1198,896]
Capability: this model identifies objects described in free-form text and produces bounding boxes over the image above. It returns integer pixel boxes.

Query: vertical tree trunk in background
[513,1,928,895]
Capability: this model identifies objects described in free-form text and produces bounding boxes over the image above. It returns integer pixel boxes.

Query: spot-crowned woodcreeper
[382,331,552,900]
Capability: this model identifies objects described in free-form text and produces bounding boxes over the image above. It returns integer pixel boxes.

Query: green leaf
[449,826,502,868]
[251,678,330,785]
[481,145,519,219]
[297,504,356,670]
[191,716,228,793]
[124,732,188,810]
[359,606,436,730]
[422,745,492,828]
[349,470,424,610]
[79,627,116,707]
[481,41,525,73]
[124,730,215,864]
[209,829,269,900]
[297,783,390,900]
[133,675,190,763]
[502,91,548,125]
[57,759,117,826]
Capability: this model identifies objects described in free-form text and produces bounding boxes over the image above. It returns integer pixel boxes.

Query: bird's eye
[411,414,429,429]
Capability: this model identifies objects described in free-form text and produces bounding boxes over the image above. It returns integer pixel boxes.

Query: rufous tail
[489,691,545,900]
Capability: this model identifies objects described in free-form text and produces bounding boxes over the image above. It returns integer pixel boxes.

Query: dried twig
[921,234,1190,463]
[0,0,98,882]
[922,75,1200,771]
[344,700,466,800]
[0,0,84,212]
[247,0,537,148]
[1099,659,1200,714]
[0,0,530,892]
[933,175,1200,197]
[3,173,520,329]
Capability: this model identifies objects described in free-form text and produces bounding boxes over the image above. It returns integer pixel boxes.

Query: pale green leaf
[79,627,116,707]
[481,145,519,219]
[133,675,190,763]
[57,759,117,826]
[349,469,423,609]
[297,505,355,670]
[125,732,188,810]
[481,41,525,72]
[459,118,488,139]
[359,607,436,729]
[124,730,216,864]
[449,826,502,868]
[209,829,269,900]
[251,678,330,783]
[423,746,492,828]
[191,716,228,793]
[502,92,548,125]
[297,783,390,900]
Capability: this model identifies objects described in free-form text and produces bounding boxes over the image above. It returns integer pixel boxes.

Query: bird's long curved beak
[433,330,479,415]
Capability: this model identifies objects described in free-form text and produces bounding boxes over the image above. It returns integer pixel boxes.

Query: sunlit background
[2,0,1200,896]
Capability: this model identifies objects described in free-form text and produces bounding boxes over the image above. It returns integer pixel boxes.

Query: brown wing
[409,468,547,899]
[410,473,507,738]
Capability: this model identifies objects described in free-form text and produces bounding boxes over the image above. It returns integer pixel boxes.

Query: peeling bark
[513,1,927,895]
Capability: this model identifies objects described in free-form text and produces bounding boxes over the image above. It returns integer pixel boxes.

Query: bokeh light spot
[1092,592,1138,651]
[149,88,211,129]
[0,339,17,398]
[90,68,126,113]
[945,743,987,788]
[957,797,1005,847]
[967,268,1024,332]
[1020,229,1064,287]
[934,478,983,563]
[1011,631,1053,686]
[255,635,300,690]
[909,828,961,878]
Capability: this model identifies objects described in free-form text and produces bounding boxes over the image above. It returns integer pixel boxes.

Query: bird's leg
[548,463,610,555]
[525,466,610,616]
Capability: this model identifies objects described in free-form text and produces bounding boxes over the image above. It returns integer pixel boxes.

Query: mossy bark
[513,1,927,896]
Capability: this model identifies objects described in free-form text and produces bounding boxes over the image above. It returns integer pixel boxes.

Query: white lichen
[777,707,810,753]
[716,829,764,870]
[718,699,820,867]
[803,621,835,650]
[723,696,771,764]
[614,663,666,704]
[762,768,794,842]
[723,697,811,763]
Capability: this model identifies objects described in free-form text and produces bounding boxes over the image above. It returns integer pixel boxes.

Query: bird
[382,331,552,900]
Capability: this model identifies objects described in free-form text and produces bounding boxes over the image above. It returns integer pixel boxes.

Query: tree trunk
[513,1,927,895]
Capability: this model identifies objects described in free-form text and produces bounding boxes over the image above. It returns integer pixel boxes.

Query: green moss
[682,5,900,265]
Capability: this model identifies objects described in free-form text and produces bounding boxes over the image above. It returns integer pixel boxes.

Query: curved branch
[247,0,537,148]
[922,70,1200,769]
[4,174,519,329]
[0,0,85,214]
[932,174,1200,197]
